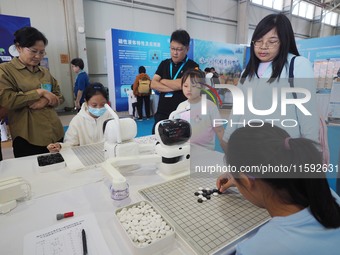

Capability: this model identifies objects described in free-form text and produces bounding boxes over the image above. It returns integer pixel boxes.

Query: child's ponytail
[286,138,340,228]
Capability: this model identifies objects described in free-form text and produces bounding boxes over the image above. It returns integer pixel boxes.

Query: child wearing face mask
[47,83,111,152]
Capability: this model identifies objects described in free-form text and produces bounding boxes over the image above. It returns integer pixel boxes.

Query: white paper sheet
[24,214,111,255]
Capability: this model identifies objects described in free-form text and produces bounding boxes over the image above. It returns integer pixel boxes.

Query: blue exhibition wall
[297,35,340,191]
[297,35,340,62]
[110,28,194,111]
[297,35,340,92]
[0,14,31,62]
[108,28,248,111]
[193,39,245,76]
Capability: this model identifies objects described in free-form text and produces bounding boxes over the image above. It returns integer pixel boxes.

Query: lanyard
[170,56,188,80]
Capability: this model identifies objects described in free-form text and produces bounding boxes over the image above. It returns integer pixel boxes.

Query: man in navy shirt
[151,29,198,133]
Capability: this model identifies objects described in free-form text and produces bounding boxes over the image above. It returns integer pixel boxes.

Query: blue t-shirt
[236,192,340,255]
[74,71,90,104]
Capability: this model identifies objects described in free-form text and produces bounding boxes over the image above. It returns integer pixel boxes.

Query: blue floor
[135,117,154,137]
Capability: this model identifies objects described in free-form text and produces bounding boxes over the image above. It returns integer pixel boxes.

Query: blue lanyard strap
[170,56,188,80]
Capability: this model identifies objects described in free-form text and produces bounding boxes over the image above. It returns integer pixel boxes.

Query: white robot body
[155,142,190,176]
[102,104,192,195]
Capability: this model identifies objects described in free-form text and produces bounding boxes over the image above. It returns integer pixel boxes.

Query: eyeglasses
[25,47,46,56]
[252,40,280,49]
[170,47,186,53]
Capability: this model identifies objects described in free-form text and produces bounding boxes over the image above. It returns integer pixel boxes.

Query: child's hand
[47,143,61,153]
[216,173,235,193]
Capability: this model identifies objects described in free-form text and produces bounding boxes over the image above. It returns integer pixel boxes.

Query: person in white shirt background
[222,13,319,154]
[47,83,111,152]
[128,84,138,119]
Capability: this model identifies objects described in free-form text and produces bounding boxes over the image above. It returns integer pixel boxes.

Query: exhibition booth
[105,28,340,187]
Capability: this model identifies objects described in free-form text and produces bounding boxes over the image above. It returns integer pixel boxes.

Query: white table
[0,157,189,254]
[0,145,230,255]
[0,146,264,255]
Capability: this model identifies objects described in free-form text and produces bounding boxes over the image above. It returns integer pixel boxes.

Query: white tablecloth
[0,145,227,255]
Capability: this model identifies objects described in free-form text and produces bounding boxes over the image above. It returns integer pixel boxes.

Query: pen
[82,229,88,255]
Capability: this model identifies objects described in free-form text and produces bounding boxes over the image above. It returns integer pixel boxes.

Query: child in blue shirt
[71,58,90,110]
[217,123,340,255]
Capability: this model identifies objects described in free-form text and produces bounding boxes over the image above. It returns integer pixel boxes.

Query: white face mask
[88,106,106,117]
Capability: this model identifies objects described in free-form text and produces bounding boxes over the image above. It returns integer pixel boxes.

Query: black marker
[82,229,88,255]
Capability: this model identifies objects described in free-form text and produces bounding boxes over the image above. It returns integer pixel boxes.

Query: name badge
[164,92,173,98]
[41,83,52,92]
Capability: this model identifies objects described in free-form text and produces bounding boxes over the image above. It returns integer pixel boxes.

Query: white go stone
[117,201,173,246]
[137,235,145,242]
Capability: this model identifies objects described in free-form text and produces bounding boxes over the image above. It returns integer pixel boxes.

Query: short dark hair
[138,66,146,74]
[14,27,48,48]
[170,29,190,47]
[84,82,108,102]
[241,13,299,84]
[71,58,85,70]
[204,67,211,73]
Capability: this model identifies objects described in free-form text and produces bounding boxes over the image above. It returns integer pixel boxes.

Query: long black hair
[241,13,299,84]
[226,123,340,228]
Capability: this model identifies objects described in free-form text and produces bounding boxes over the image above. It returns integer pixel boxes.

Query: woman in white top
[223,14,319,152]
[47,83,111,152]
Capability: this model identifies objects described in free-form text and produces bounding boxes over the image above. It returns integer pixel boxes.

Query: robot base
[155,143,190,176]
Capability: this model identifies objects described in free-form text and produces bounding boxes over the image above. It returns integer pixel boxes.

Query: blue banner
[0,14,30,62]
[193,39,245,76]
[110,29,194,111]
[297,35,340,61]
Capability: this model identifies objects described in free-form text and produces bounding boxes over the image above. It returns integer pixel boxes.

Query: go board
[139,175,270,255]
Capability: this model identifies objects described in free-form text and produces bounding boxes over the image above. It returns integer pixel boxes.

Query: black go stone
[37,153,64,166]
[198,198,203,203]
[206,195,211,200]
[194,192,199,196]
